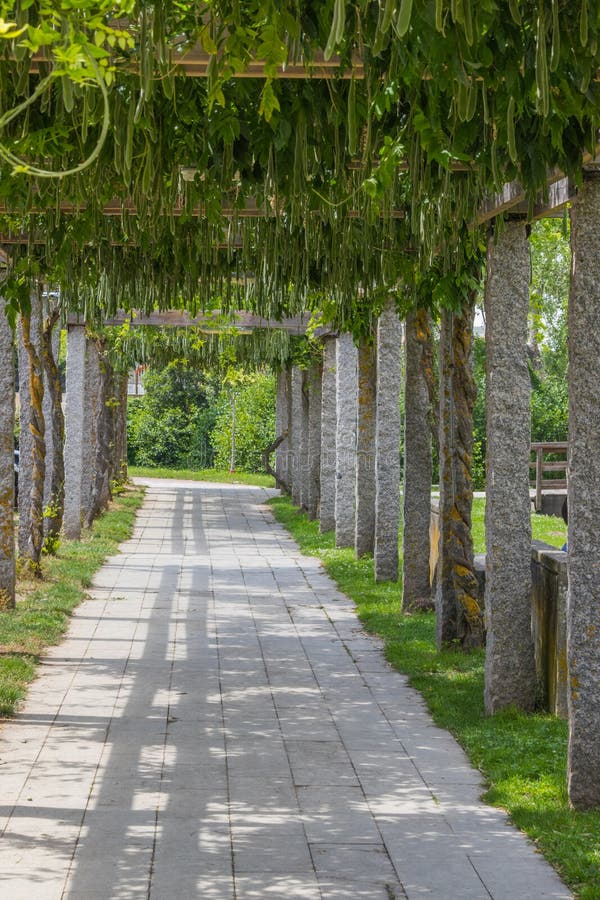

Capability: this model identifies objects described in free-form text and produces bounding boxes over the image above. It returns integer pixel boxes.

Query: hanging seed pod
[507,95,518,163]
[435,0,444,32]
[535,5,550,117]
[580,0,588,46]
[347,77,358,155]
[394,0,414,38]
[550,0,560,70]
[61,76,74,113]
[508,0,521,26]
[324,0,345,61]
[481,79,490,124]
[373,0,395,55]
[463,0,473,46]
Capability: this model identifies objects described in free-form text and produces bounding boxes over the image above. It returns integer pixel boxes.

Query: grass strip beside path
[269,495,599,900]
[0,486,145,719]
[129,466,275,488]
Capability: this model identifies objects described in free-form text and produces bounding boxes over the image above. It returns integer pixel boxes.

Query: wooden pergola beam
[68,309,312,334]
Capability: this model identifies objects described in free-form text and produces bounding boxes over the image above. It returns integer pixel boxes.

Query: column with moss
[18,291,46,571]
[0,297,15,609]
[290,366,303,506]
[355,337,376,558]
[299,369,310,511]
[275,368,290,491]
[484,219,536,712]
[335,333,358,548]
[374,300,402,582]
[403,309,434,610]
[567,173,600,809]
[306,360,322,520]
[319,338,337,532]
[64,325,87,539]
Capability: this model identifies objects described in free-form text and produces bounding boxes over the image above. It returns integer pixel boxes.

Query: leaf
[0,20,25,38]
[258,80,280,122]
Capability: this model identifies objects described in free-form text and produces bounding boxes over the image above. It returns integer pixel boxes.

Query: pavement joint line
[0,480,573,900]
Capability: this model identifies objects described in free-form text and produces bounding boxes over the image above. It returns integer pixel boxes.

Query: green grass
[269,496,599,900]
[0,486,145,718]
[129,465,275,488]
[471,497,567,552]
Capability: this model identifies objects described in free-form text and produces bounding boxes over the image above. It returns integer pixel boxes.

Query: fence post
[536,446,543,512]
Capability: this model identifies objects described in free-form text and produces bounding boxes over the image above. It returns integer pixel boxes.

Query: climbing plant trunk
[64,325,87,540]
[275,368,290,491]
[41,309,64,545]
[0,297,15,609]
[335,333,358,548]
[355,338,376,558]
[567,173,600,809]
[306,361,322,520]
[484,220,536,712]
[403,309,434,611]
[319,338,337,533]
[20,294,46,574]
[290,366,303,506]
[86,343,114,527]
[435,304,483,649]
[374,300,402,582]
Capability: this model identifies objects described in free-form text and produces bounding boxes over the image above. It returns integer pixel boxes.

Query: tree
[127,361,218,468]
[211,370,276,473]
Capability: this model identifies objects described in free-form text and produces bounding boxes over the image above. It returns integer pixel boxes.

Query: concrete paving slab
[0,479,573,899]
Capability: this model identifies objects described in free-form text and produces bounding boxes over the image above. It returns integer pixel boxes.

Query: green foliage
[127,360,218,469]
[211,370,276,473]
[270,497,594,899]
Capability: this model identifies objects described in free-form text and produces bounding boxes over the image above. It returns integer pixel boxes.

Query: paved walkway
[0,480,570,900]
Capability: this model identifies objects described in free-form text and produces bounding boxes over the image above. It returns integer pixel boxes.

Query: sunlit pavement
[0,478,571,899]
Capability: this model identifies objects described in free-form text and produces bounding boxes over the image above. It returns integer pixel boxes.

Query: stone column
[81,338,100,525]
[335,333,358,548]
[319,338,337,532]
[306,360,322,520]
[0,297,15,609]
[374,300,402,582]
[43,323,60,510]
[275,368,290,490]
[17,314,34,555]
[17,292,44,561]
[290,366,303,506]
[484,219,536,713]
[355,337,376,558]
[567,173,600,809]
[299,369,310,511]
[64,325,87,539]
[116,371,129,482]
[403,309,433,610]
[41,312,65,544]
[86,345,114,527]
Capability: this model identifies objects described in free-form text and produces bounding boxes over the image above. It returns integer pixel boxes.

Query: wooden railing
[530,442,568,512]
